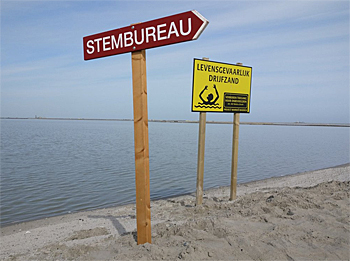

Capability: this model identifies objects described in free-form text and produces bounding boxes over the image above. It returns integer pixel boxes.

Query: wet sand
[1,164,349,260]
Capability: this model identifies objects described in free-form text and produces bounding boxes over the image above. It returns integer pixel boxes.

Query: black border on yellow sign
[191,58,252,113]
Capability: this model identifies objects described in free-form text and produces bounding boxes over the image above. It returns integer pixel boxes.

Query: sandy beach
[1,164,349,260]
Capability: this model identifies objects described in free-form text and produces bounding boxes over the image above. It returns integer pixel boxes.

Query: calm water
[1,119,349,226]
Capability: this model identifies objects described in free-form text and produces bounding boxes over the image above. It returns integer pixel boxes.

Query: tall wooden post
[230,113,240,200]
[196,112,206,205]
[230,62,242,201]
[196,57,209,205]
[131,50,151,244]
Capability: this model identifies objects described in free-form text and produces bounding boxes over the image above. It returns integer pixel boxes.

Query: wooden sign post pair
[192,59,252,204]
[195,111,240,204]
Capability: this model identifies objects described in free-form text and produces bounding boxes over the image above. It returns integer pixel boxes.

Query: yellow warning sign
[192,59,252,113]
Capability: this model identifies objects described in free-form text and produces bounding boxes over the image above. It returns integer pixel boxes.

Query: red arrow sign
[83,10,208,60]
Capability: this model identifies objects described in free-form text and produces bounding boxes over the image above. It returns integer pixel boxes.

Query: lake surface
[1,119,349,226]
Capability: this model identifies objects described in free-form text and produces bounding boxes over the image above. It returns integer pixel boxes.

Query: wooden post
[131,49,151,244]
[196,112,206,205]
[230,62,242,201]
[230,113,240,200]
[196,57,209,205]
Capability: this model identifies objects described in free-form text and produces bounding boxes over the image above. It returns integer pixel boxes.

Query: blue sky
[1,1,349,123]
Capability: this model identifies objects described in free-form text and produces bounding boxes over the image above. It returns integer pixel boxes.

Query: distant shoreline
[1,117,349,127]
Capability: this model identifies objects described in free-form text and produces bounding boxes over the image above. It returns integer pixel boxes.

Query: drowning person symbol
[199,84,219,105]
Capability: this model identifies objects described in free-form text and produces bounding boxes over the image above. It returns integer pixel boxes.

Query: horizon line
[1,117,349,127]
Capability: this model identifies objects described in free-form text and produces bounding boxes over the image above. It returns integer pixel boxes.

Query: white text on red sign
[83,10,208,60]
